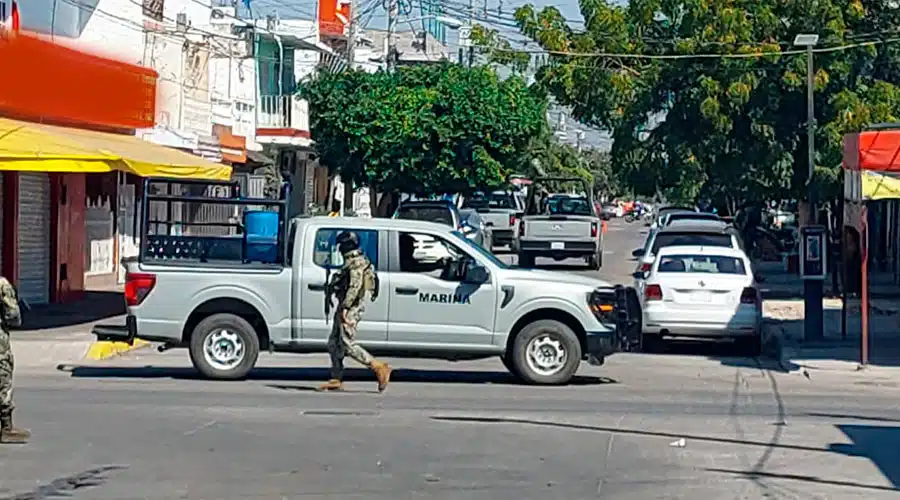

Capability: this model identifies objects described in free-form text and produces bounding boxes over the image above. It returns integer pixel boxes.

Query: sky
[242,0,612,150]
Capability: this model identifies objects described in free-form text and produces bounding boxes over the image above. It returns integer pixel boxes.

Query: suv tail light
[590,222,598,237]
[645,284,663,301]
[518,220,525,237]
[509,214,516,227]
[639,262,652,273]
[740,287,759,306]
[125,272,156,306]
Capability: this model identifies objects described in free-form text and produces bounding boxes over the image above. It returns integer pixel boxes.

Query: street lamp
[793,33,819,217]
[793,33,824,341]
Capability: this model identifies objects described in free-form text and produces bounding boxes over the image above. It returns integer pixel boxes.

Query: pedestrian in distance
[318,231,392,393]
[0,276,29,444]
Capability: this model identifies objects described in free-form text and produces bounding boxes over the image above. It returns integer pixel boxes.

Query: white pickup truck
[517,177,603,270]
[96,215,641,385]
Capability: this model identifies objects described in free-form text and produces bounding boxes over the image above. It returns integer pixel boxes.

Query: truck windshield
[453,231,509,269]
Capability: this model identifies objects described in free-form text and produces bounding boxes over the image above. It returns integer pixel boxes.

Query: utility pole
[340,0,360,215]
[467,0,474,66]
[386,0,398,71]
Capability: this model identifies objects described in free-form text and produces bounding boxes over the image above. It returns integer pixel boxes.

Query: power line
[484,36,900,60]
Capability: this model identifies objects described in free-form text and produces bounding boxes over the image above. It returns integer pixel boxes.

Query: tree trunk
[375,190,398,217]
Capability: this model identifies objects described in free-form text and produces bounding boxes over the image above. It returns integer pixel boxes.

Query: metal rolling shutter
[17,173,50,305]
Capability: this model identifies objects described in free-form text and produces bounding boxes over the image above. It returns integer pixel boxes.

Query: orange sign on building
[0,31,157,131]
[319,0,351,37]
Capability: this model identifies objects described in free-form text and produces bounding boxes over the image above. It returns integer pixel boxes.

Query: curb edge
[85,339,151,360]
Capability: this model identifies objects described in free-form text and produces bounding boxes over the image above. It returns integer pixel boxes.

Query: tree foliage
[477,0,900,208]
[297,63,548,196]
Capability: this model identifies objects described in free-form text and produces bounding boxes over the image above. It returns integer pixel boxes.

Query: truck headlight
[587,288,617,324]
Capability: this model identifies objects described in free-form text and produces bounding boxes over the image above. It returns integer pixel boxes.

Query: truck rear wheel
[588,252,601,270]
[518,252,535,268]
[189,313,260,380]
[510,319,583,385]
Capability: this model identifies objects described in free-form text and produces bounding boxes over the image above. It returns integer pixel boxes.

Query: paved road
[4,218,900,499]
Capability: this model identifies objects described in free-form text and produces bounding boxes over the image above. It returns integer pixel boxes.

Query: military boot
[370,361,392,393]
[317,379,344,392]
[0,412,30,444]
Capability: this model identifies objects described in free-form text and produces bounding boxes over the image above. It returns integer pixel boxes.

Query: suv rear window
[396,206,454,226]
[666,213,720,225]
[657,254,746,274]
[651,232,733,254]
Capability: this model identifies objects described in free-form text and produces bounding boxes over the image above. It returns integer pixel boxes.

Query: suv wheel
[189,313,260,380]
[511,319,582,385]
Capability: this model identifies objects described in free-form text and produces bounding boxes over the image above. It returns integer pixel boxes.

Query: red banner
[0,32,157,130]
[319,0,351,37]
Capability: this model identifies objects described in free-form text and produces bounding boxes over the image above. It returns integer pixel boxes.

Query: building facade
[0,2,230,304]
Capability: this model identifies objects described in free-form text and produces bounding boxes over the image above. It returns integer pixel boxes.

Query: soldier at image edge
[0,276,29,444]
[318,231,393,393]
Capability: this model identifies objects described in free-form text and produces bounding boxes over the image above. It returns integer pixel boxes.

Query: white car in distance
[636,245,763,355]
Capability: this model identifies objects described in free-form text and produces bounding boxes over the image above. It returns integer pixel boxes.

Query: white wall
[15,0,144,65]
[146,33,184,129]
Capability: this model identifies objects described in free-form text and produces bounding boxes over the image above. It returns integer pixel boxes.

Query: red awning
[844,129,900,172]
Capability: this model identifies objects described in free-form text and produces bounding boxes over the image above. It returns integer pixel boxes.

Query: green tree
[297,63,548,200]
[477,0,900,209]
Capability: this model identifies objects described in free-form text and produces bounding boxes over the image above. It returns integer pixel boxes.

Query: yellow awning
[0,117,232,180]
[862,170,900,200]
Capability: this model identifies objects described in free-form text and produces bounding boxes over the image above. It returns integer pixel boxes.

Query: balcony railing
[257,94,309,131]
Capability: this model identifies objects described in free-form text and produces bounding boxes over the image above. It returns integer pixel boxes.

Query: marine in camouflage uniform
[319,232,392,393]
[0,277,29,444]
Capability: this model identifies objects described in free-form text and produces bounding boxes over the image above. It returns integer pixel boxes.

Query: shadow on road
[637,338,786,372]
[58,364,617,386]
[21,291,124,331]
[431,415,899,493]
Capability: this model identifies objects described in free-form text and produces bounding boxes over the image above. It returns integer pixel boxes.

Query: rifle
[323,267,349,324]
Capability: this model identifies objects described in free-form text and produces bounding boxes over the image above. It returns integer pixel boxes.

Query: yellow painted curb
[85,339,151,360]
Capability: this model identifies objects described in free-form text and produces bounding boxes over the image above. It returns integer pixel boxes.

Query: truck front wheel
[510,319,583,385]
[189,313,261,380]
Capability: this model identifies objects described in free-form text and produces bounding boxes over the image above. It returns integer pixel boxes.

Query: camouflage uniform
[0,277,28,444]
[319,248,392,392]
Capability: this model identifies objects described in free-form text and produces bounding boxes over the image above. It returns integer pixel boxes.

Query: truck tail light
[740,287,759,306]
[645,284,663,301]
[590,222,598,237]
[125,272,156,306]
[518,220,525,237]
[639,262,652,273]
[509,214,516,227]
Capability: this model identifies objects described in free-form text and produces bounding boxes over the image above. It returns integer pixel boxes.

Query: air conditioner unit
[176,13,190,33]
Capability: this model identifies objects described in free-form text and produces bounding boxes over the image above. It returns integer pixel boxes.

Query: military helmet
[335,231,360,255]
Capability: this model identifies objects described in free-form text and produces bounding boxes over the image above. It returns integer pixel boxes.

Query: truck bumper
[492,229,515,244]
[586,331,617,357]
[92,315,138,345]
[519,240,598,257]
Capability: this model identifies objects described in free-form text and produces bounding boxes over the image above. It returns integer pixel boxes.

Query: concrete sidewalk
[10,289,150,368]
[764,297,900,378]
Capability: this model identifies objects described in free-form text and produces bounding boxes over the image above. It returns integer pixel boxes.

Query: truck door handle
[395,287,419,295]
[308,283,327,291]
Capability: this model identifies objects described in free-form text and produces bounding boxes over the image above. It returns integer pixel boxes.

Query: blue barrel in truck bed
[243,210,279,263]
